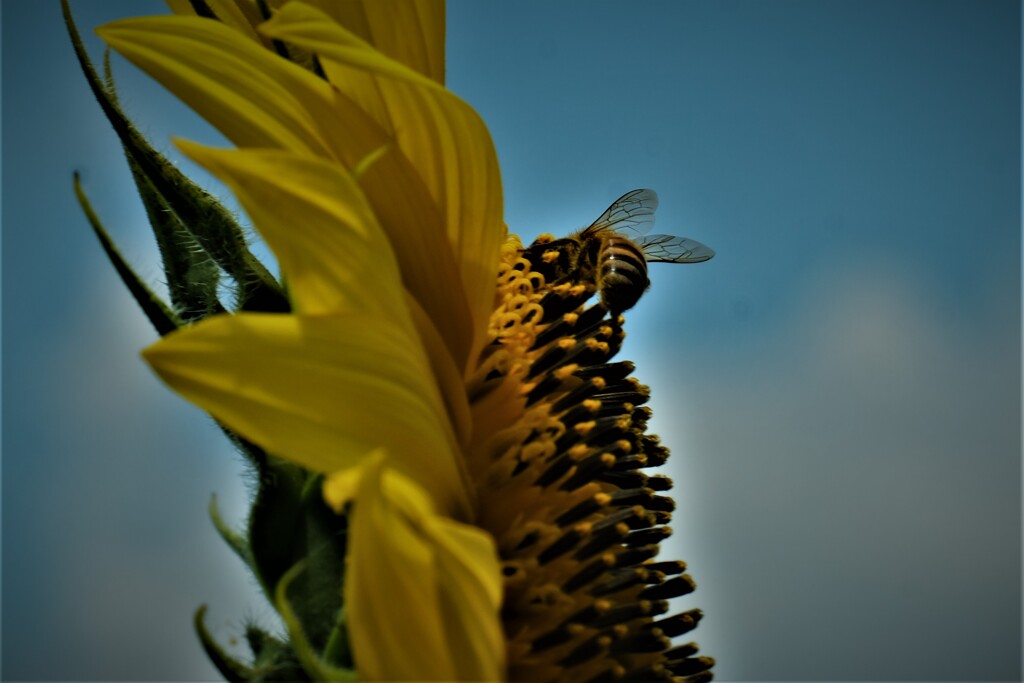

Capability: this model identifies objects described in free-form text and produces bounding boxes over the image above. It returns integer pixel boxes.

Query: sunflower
[68,1,713,681]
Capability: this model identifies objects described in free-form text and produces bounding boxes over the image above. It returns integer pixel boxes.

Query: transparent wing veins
[638,234,715,263]
[582,188,658,239]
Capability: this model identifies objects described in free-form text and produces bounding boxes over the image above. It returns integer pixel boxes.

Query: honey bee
[523,189,714,314]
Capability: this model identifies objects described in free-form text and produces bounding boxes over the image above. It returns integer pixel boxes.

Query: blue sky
[3,1,1020,681]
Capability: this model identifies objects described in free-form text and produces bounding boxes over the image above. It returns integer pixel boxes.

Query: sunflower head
[68,1,714,681]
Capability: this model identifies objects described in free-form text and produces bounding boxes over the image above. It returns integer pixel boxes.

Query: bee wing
[582,188,658,239]
[637,234,715,263]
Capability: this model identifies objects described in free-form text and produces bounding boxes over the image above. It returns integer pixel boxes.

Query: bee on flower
[522,188,714,315]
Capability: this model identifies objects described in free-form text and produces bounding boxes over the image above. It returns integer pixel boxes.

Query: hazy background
[2,1,1020,681]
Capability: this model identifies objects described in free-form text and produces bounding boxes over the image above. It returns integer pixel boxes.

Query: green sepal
[129,154,226,321]
[208,493,250,567]
[247,460,351,663]
[195,607,313,682]
[247,461,306,597]
[214,420,270,473]
[194,605,256,682]
[275,562,358,682]
[62,0,289,314]
[244,624,311,682]
[101,49,221,322]
[73,173,181,336]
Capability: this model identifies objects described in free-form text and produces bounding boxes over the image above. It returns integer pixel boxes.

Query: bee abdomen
[599,237,649,313]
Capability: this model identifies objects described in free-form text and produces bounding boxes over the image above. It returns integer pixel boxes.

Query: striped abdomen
[597,235,650,313]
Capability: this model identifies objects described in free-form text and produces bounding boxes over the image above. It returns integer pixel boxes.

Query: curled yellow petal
[97,15,340,155]
[175,141,473,442]
[175,141,407,320]
[325,453,505,681]
[143,313,470,518]
[427,515,506,679]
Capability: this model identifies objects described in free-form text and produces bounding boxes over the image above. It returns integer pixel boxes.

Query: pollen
[465,242,714,683]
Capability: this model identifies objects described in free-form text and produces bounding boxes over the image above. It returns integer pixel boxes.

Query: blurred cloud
[659,260,1019,680]
[13,269,271,680]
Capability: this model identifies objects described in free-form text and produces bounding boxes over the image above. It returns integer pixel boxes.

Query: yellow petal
[202,0,263,38]
[177,140,474,457]
[261,3,505,366]
[262,3,440,90]
[101,14,477,374]
[163,0,194,15]
[404,292,473,450]
[330,454,504,681]
[175,141,406,320]
[170,0,264,41]
[143,313,470,517]
[428,515,507,680]
[97,16,340,155]
[165,0,445,86]
[323,450,436,520]
[352,148,477,375]
[284,0,445,83]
